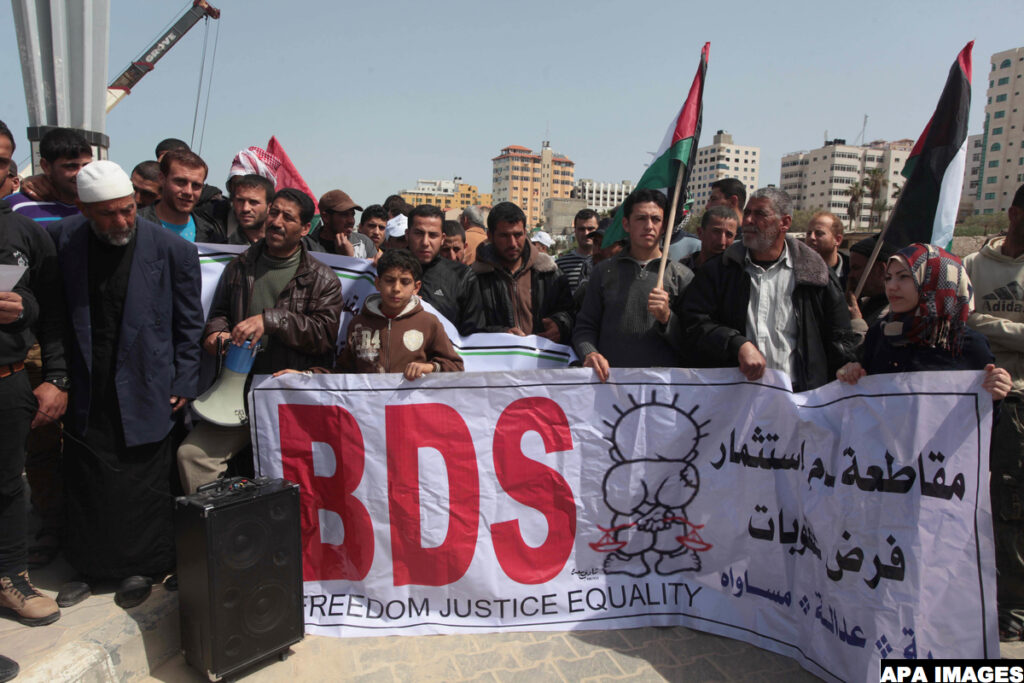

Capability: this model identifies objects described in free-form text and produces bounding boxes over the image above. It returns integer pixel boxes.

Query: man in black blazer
[47,160,204,609]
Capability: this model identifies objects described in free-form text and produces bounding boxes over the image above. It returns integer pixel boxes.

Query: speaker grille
[218,517,269,571]
[176,479,303,680]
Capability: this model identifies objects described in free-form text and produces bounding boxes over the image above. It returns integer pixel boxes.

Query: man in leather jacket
[177,188,342,492]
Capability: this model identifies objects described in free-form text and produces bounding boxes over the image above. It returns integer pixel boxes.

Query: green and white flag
[603,42,709,247]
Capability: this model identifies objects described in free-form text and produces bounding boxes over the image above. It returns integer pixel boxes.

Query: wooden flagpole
[851,223,892,301]
[656,164,686,289]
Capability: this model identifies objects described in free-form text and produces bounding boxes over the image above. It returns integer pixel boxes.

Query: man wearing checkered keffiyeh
[226,146,280,193]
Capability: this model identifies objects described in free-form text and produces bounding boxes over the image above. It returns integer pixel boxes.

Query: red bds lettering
[280,404,373,581]
[491,397,576,583]
[386,403,479,586]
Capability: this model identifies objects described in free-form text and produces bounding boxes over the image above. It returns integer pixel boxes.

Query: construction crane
[105,0,220,113]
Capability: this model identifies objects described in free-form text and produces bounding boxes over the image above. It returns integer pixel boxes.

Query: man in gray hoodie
[572,189,693,381]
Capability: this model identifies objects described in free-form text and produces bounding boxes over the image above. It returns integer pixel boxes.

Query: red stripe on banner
[672,42,710,146]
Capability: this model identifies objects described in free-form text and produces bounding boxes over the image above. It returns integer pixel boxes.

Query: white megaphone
[192,340,259,426]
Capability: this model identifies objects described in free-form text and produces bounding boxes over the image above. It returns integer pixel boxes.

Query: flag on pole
[883,41,972,250]
[602,42,709,247]
[265,136,320,213]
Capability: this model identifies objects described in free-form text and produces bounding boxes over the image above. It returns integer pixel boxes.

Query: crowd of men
[1,122,1023,677]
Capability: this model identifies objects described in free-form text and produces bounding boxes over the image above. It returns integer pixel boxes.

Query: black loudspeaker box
[175,477,304,681]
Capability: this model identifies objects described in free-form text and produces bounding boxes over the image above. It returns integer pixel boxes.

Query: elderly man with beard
[46,161,204,609]
[681,187,856,392]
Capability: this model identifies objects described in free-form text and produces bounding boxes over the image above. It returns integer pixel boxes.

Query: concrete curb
[8,585,180,683]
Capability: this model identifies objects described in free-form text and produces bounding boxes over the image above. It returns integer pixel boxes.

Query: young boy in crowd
[279,249,463,379]
[341,249,463,377]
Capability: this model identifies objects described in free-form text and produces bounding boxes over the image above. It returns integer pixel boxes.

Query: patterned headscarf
[226,146,281,186]
[884,243,974,354]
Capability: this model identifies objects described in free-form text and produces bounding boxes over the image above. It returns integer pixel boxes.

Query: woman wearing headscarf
[836,242,1011,396]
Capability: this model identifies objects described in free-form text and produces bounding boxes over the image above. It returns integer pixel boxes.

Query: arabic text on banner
[249,367,997,683]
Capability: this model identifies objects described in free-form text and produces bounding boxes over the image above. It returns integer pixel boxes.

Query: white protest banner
[249,367,997,683]
[196,243,575,370]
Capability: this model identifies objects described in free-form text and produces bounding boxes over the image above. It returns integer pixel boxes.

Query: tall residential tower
[973,47,1024,214]
[492,142,575,227]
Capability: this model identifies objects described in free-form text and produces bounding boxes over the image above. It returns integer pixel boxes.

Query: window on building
[986,192,996,200]
[990,160,1001,168]
[987,176,998,184]
[993,127,1004,135]
[992,143,1002,151]
[1001,59,1012,69]
[999,77,1010,86]
[997,93,1009,102]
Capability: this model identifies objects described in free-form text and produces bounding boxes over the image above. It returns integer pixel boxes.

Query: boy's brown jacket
[335,293,464,374]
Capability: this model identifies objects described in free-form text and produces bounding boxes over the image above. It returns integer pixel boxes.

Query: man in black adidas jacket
[406,204,485,336]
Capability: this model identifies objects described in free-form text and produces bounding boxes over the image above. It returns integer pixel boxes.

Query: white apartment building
[973,47,1024,214]
[572,178,635,213]
[685,130,760,207]
[407,179,457,194]
[779,138,912,230]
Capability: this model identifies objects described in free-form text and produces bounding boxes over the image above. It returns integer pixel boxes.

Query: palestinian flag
[883,41,972,250]
[266,135,323,231]
[603,42,709,247]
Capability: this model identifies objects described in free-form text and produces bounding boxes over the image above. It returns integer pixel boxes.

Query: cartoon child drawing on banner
[591,392,712,577]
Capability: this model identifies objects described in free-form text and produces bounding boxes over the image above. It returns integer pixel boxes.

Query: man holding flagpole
[573,189,693,382]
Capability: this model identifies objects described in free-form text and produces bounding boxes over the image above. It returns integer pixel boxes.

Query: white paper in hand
[0,264,27,292]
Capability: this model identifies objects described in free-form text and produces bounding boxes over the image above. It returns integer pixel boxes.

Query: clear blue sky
[1,0,1019,206]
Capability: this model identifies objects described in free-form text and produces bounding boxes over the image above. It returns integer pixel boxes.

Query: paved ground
[147,626,820,683]
[3,549,819,683]
[7,555,1024,683]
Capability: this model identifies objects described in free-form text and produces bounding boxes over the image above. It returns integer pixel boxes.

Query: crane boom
[105,0,220,113]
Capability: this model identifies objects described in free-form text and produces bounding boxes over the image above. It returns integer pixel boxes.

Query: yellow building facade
[492,142,575,227]
[399,178,492,211]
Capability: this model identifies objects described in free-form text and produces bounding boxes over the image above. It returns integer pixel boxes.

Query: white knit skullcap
[385,214,408,238]
[77,160,134,203]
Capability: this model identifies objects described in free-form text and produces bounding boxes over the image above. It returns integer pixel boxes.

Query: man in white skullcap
[530,230,554,254]
[383,213,408,251]
[45,160,204,610]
